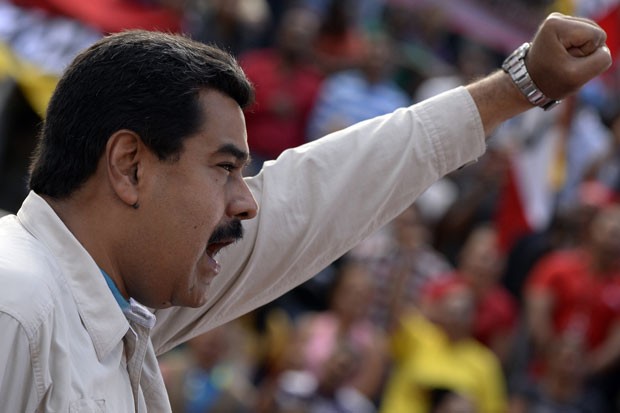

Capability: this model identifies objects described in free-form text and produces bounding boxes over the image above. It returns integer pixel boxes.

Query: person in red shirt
[525,203,620,373]
[524,203,620,413]
[422,223,518,367]
[239,7,323,174]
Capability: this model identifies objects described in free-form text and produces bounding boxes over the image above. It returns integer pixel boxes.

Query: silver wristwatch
[502,42,561,111]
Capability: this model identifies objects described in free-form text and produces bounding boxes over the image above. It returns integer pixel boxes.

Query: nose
[228,178,258,220]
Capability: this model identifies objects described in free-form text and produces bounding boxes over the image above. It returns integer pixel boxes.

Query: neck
[542,374,581,403]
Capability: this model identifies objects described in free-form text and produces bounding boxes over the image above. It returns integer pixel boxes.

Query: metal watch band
[502,42,561,111]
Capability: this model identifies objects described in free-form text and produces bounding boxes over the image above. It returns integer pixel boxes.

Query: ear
[105,129,144,208]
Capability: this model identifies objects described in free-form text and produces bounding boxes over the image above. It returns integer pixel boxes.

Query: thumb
[555,14,608,55]
[569,44,612,79]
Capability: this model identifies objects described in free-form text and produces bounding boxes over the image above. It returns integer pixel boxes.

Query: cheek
[164,262,200,303]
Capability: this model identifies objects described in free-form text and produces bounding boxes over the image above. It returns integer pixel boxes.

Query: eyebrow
[215,143,251,166]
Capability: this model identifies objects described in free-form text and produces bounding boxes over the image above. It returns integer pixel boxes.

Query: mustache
[208,219,244,244]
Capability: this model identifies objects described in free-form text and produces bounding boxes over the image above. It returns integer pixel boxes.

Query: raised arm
[468,13,611,136]
[152,13,612,353]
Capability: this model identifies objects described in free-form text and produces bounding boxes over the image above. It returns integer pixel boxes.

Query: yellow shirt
[380,313,507,413]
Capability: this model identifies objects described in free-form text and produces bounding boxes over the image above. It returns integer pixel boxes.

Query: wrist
[502,42,561,111]
[499,69,536,110]
[466,70,533,136]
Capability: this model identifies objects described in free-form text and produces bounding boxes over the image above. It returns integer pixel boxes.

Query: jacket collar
[17,191,129,361]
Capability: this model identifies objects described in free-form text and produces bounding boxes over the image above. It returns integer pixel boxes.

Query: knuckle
[545,13,564,26]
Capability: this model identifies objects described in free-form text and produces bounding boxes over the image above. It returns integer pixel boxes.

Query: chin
[172,290,210,308]
[181,297,209,308]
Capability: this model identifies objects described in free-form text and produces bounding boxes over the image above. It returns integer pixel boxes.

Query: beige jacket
[0,87,485,412]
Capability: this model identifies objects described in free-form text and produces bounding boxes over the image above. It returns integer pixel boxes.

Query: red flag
[494,164,532,253]
[595,3,620,65]
[11,0,182,34]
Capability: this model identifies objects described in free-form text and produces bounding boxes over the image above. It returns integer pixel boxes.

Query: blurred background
[1,0,620,412]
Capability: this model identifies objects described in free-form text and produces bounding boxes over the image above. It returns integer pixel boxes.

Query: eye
[219,163,235,172]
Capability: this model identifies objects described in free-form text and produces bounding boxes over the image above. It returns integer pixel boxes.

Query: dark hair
[29,30,254,198]
[428,388,459,412]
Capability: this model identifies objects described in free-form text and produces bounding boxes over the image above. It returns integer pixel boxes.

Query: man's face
[590,205,620,256]
[460,227,503,285]
[123,90,258,308]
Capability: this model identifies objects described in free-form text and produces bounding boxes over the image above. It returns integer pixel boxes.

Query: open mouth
[205,220,244,264]
[205,241,234,259]
[203,241,234,276]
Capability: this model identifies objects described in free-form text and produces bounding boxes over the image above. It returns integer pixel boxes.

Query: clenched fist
[527,13,612,100]
[467,12,613,136]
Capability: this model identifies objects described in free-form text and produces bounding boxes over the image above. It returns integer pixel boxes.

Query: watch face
[502,43,529,72]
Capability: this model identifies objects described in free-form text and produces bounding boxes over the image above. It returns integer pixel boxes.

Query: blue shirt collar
[100,269,130,311]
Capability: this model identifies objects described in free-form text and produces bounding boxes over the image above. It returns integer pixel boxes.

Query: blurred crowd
[2,0,620,412]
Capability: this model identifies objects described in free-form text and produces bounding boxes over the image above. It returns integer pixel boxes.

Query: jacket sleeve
[0,312,40,412]
[152,87,486,354]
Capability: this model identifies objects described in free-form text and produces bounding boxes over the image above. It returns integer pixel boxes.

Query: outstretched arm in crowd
[152,13,612,353]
